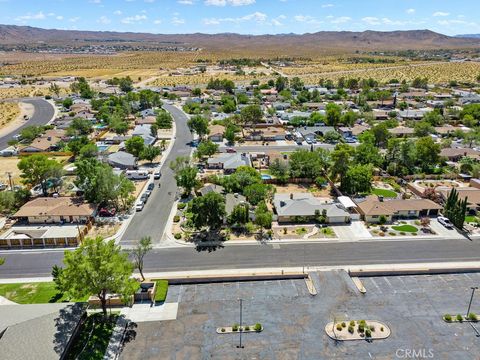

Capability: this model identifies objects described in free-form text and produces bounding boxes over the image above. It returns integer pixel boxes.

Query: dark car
[99,208,116,217]
[147,183,155,191]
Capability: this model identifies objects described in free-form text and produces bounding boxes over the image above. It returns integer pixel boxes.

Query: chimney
[280,201,286,207]
[378,195,384,202]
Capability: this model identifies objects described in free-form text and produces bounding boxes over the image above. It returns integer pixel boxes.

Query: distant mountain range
[456,34,480,39]
[1,25,479,53]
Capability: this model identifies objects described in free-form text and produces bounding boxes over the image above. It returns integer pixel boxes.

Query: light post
[237,298,244,349]
[466,287,478,317]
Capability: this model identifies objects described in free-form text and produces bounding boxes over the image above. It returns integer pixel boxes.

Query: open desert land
[0,101,19,130]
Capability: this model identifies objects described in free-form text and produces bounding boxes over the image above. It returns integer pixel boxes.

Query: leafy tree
[275,76,288,92]
[324,130,342,143]
[423,110,444,126]
[67,117,93,137]
[0,257,4,266]
[150,123,158,137]
[354,141,382,167]
[70,77,95,99]
[170,156,199,195]
[236,93,249,104]
[18,155,63,196]
[196,140,218,159]
[56,237,137,317]
[444,188,468,229]
[341,164,373,195]
[222,166,262,193]
[228,203,250,226]
[0,189,29,215]
[109,114,129,135]
[244,183,269,206]
[290,77,304,91]
[49,83,61,97]
[129,236,152,281]
[412,77,428,90]
[192,88,202,97]
[187,115,209,139]
[325,103,342,126]
[240,105,263,134]
[190,192,226,230]
[62,97,73,109]
[224,125,236,144]
[415,136,441,172]
[269,158,290,184]
[125,136,145,158]
[79,142,98,159]
[330,144,354,184]
[289,149,329,180]
[156,111,173,129]
[414,121,435,137]
[341,111,357,126]
[221,96,236,113]
[20,125,43,143]
[141,145,161,163]
[67,136,90,157]
[461,104,480,121]
[254,202,273,237]
[119,76,133,92]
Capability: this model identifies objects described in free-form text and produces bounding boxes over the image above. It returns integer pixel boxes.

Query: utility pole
[237,298,244,349]
[6,172,13,191]
[466,287,478,317]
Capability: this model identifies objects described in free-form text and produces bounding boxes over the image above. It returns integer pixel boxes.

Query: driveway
[119,104,193,246]
[0,98,55,150]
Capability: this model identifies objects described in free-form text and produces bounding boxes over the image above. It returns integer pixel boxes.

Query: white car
[135,201,145,212]
[437,216,454,229]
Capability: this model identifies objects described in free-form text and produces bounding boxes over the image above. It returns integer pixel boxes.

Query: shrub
[369,325,375,332]
[341,322,346,328]
[400,232,406,235]
[389,232,396,236]
[365,329,372,337]
[444,314,452,322]
[244,325,250,331]
[221,328,225,332]
[358,324,365,333]
[456,314,463,322]
[173,215,180,222]
[336,324,343,331]
[468,313,478,321]
[254,323,262,332]
[174,233,182,239]
[232,323,239,332]
[349,320,355,327]
[348,326,354,334]
[283,227,288,234]
[379,232,385,237]
[380,326,384,332]
[177,203,186,210]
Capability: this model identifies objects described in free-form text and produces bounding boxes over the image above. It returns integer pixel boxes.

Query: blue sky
[1,0,479,36]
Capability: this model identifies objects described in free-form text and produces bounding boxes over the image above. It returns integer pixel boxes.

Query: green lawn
[0,282,87,304]
[295,227,308,236]
[465,215,478,223]
[392,225,418,233]
[66,313,117,360]
[371,188,397,198]
[155,280,169,302]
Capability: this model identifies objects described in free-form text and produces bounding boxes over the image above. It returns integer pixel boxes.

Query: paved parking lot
[119,271,480,360]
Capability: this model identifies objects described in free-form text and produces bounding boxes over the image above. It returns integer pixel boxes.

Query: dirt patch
[88,223,121,238]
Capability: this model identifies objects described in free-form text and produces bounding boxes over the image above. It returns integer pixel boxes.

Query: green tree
[119,76,133,92]
[20,125,43,143]
[228,203,250,226]
[129,236,152,281]
[222,166,262,193]
[423,110,444,126]
[62,97,73,109]
[49,83,61,97]
[240,105,263,135]
[415,136,441,172]
[170,156,199,195]
[254,201,273,237]
[156,111,173,129]
[18,155,63,196]
[341,164,373,195]
[67,117,93,137]
[0,257,4,266]
[414,121,435,137]
[324,130,342,143]
[187,115,209,139]
[243,183,269,206]
[70,77,95,99]
[444,188,468,229]
[224,125,236,144]
[125,136,145,158]
[354,141,382,167]
[195,140,218,159]
[56,237,137,317]
[371,123,390,147]
[67,136,90,157]
[330,144,354,184]
[79,142,98,159]
[269,158,290,184]
[190,192,226,230]
[325,103,342,126]
[141,145,161,163]
[289,149,329,180]
[275,76,288,92]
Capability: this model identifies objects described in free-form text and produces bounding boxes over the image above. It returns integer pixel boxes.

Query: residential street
[119,104,193,246]
[1,238,480,278]
[0,98,55,150]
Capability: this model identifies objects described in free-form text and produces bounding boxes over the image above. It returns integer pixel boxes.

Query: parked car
[153,171,161,180]
[226,147,237,153]
[135,201,145,212]
[437,216,454,229]
[0,183,7,191]
[147,183,155,191]
[306,138,313,145]
[140,193,149,203]
[98,208,116,217]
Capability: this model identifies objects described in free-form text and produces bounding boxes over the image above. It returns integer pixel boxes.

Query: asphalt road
[119,104,193,245]
[218,142,360,153]
[0,98,55,150]
[1,238,480,278]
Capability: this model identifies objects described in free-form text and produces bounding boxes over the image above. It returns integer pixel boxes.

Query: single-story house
[297,126,336,141]
[19,129,66,153]
[397,109,431,121]
[273,193,350,223]
[207,153,251,173]
[389,126,415,137]
[440,148,480,162]
[208,124,225,142]
[226,193,247,216]
[355,196,442,223]
[13,197,96,224]
[0,303,87,360]
[438,187,480,212]
[132,125,156,144]
[107,151,137,169]
[338,124,369,139]
[197,184,225,197]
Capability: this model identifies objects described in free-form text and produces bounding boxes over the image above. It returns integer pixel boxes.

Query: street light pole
[466,287,478,317]
[237,298,244,349]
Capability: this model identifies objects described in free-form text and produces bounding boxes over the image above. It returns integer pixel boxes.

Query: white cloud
[89,0,101,3]
[114,10,122,15]
[406,8,415,14]
[171,16,185,25]
[433,11,450,17]
[329,16,351,24]
[362,17,381,25]
[203,11,269,25]
[144,0,155,2]
[15,11,46,21]
[69,17,80,22]
[153,19,162,24]
[205,0,255,6]
[98,16,111,24]
[121,14,147,24]
[56,15,64,20]
[321,4,334,8]
[178,0,194,3]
